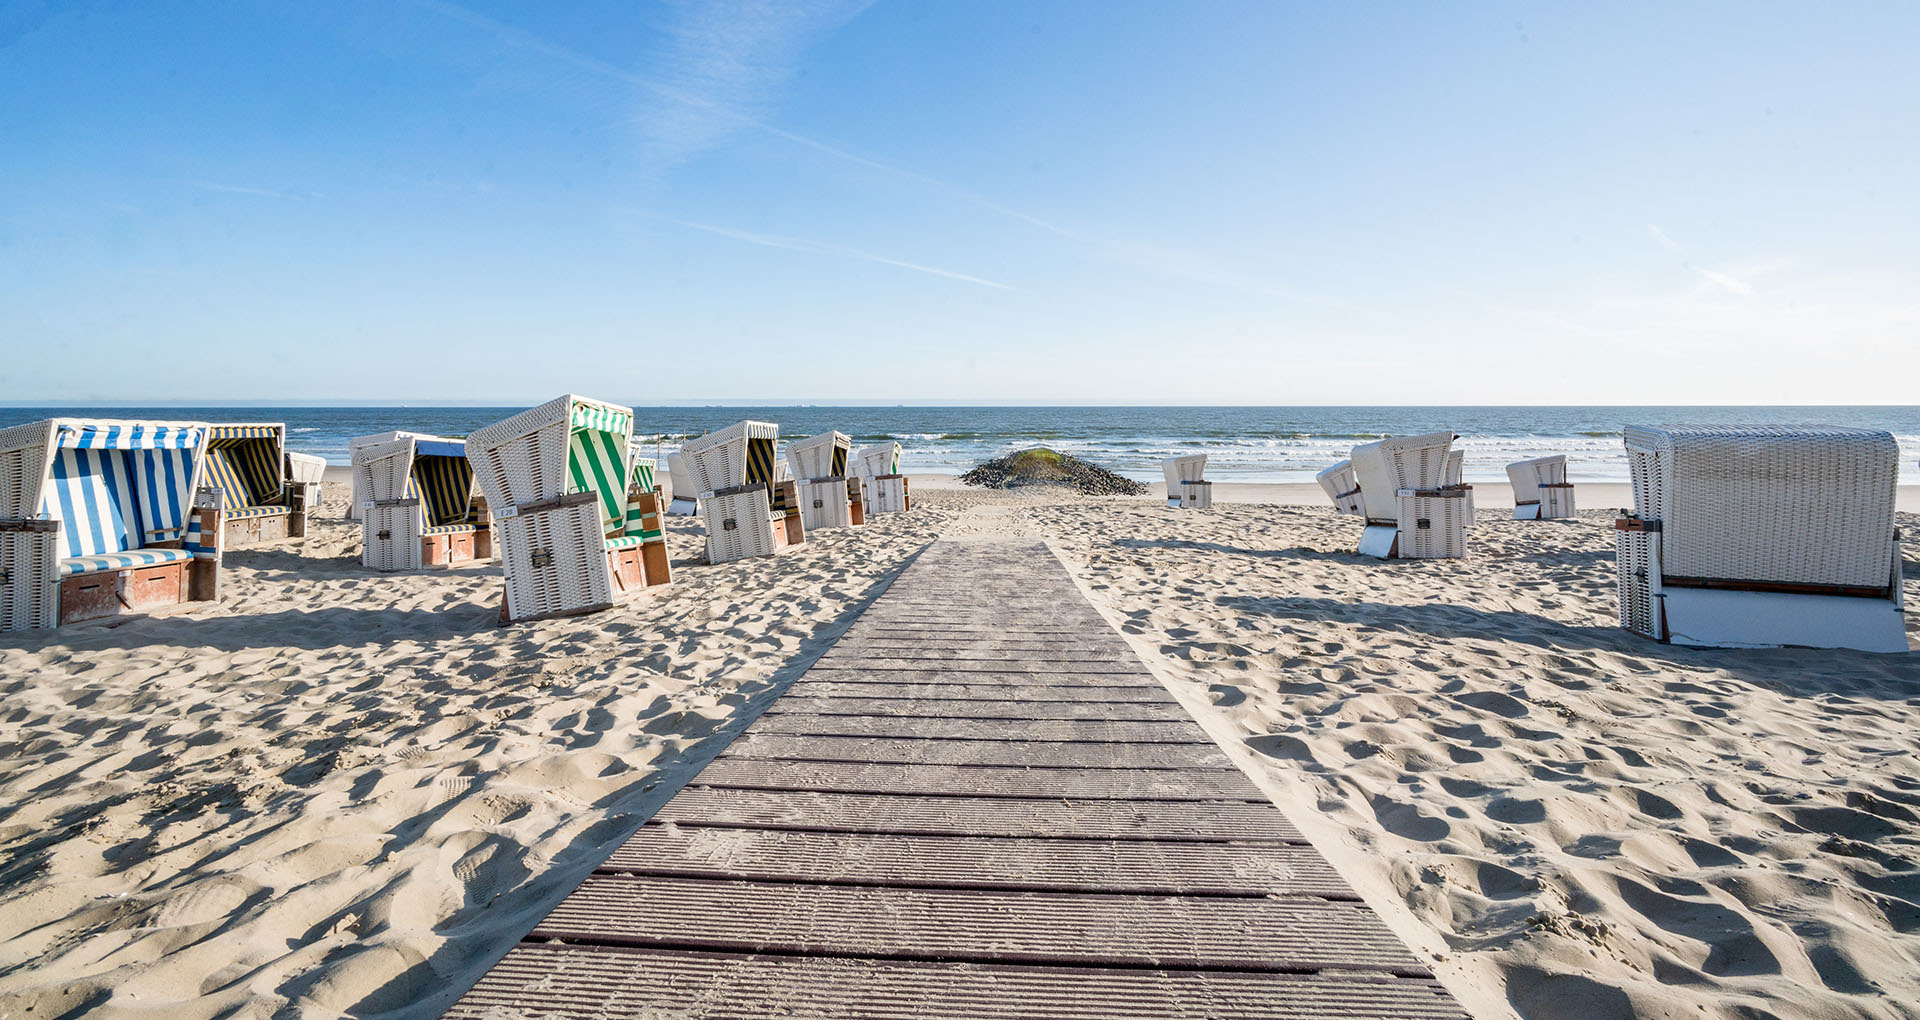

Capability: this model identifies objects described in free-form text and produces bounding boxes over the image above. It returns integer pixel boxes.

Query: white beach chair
[787,431,860,531]
[853,442,909,515]
[203,423,316,548]
[466,396,670,624]
[665,452,699,516]
[354,435,492,572]
[1345,432,1472,559]
[1162,454,1212,509]
[679,420,803,564]
[0,419,221,629]
[348,431,427,521]
[1316,460,1366,516]
[1616,425,1905,652]
[1507,455,1576,520]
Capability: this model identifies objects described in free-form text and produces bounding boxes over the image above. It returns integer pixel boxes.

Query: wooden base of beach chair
[701,488,782,564]
[848,478,866,526]
[423,527,490,567]
[1394,487,1470,559]
[59,561,188,625]
[496,494,617,624]
[1169,480,1212,509]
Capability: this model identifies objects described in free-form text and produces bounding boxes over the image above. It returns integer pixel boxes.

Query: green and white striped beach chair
[853,441,909,515]
[466,396,669,623]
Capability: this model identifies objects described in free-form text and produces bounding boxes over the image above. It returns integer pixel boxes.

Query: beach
[1,475,1916,1020]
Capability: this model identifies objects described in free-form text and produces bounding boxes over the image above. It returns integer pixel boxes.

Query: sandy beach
[2,475,1916,1020]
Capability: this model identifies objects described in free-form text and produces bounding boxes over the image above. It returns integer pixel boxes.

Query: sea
[4,406,1918,484]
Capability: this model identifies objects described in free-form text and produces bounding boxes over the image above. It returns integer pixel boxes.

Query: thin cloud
[191,182,322,200]
[668,218,1013,291]
[1647,223,1755,297]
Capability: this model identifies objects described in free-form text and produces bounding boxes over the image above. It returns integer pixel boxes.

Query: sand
[2,475,1916,1020]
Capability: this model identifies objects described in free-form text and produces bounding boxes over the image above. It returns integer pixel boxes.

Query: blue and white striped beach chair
[355,434,493,571]
[0,419,221,629]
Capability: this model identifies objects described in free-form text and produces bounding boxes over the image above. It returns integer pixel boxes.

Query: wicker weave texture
[496,500,614,621]
[1351,433,1453,522]
[868,475,909,514]
[363,500,423,572]
[1625,425,1897,588]
[1616,529,1661,638]
[682,421,781,497]
[788,431,851,481]
[1316,460,1365,516]
[1394,491,1469,558]
[701,488,778,563]
[798,479,853,531]
[347,431,427,521]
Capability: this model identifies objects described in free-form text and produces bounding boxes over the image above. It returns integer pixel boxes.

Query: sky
[2,1,1916,405]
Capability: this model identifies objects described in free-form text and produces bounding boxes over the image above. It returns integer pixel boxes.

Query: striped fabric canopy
[566,400,632,534]
[56,423,203,451]
[413,453,475,527]
[203,425,284,510]
[42,446,200,559]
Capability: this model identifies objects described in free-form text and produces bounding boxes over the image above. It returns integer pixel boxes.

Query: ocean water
[4,406,1918,484]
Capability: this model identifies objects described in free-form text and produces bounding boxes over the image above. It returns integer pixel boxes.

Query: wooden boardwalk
[444,538,1469,1019]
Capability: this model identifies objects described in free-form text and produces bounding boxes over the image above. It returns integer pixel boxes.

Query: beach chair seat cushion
[422,522,480,537]
[61,547,194,577]
[223,504,291,521]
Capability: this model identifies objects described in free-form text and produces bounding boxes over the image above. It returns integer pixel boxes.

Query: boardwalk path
[445,538,1468,1019]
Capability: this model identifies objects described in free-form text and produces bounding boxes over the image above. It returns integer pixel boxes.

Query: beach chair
[854,442,909,514]
[1616,425,1905,652]
[1162,454,1211,509]
[354,435,492,571]
[1345,432,1472,559]
[0,419,220,629]
[466,396,670,624]
[347,431,428,521]
[1507,455,1576,520]
[787,431,860,531]
[665,452,698,516]
[202,423,317,548]
[1316,460,1366,516]
[679,420,804,564]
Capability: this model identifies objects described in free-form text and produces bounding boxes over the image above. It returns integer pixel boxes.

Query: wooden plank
[691,758,1270,801]
[604,826,1349,896]
[530,874,1428,974]
[808,660,1153,676]
[750,714,1212,744]
[797,680,1175,702]
[769,695,1181,720]
[446,944,1469,1020]
[655,787,1297,840]
[721,734,1234,768]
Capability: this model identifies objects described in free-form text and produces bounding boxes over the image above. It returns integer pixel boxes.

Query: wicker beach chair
[853,441,909,515]
[1616,425,1905,651]
[787,431,861,531]
[0,419,221,629]
[1162,454,1211,509]
[348,431,427,521]
[466,396,670,623]
[1345,432,1472,558]
[202,423,318,548]
[1507,455,1575,520]
[354,435,492,572]
[665,452,698,516]
[679,420,803,563]
[1316,460,1366,516]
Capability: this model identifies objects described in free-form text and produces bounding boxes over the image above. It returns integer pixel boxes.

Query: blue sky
[2,1,1915,404]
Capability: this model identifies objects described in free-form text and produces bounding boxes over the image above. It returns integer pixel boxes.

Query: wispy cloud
[191,181,323,200]
[668,218,1013,290]
[1647,223,1755,296]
